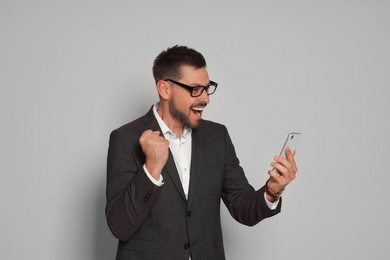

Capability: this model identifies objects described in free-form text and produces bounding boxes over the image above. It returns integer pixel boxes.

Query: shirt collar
[153,102,192,139]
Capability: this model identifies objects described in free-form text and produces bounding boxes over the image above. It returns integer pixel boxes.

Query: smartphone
[278,132,301,159]
[272,132,301,173]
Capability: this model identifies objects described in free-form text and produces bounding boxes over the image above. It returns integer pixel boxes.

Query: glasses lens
[190,82,217,97]
[192,87,204,97]
[207,85,216,95]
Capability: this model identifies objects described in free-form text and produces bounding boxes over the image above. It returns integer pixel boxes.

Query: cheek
[171,92,195,113]
[176,99,193,113]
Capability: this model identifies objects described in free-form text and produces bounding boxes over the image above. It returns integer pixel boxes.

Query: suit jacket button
[184,243,190,249]
[186,211,192,217]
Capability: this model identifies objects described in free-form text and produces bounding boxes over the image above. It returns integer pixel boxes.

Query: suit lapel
[142,106,187,202]
[164,151,187,201]
[188,125,205,205]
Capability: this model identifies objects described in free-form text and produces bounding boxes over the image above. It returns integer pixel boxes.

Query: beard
[169,98,203,129]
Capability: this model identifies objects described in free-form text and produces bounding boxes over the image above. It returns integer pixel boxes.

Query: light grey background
[1,1,389,259]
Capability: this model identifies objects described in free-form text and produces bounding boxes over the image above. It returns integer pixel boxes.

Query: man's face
[168,65,210,129]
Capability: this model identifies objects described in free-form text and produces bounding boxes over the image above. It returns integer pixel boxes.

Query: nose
[198,88,210,103]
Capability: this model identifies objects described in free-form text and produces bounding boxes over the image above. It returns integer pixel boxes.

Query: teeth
[192,107,204,111]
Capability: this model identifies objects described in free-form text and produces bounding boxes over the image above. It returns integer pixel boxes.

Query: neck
[157,102,184,138]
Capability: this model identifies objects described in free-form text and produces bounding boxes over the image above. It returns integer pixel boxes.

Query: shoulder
[109,108,154,145]
[198,119,238,146]
[116,116,145,134]
[198,119,227,132]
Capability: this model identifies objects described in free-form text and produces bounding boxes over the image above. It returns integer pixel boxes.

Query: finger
[140,129,156,139]
[274,155,292,171]
[271,161,289,178]
[285,147,298,173]
[145,130,161,138]
[141,129,153,136]
[268,169,282,180]
[278,153,296,174]
[139,130,151,144]
[285,146,294,157]
[162,139,170,147]
[140,130,161,141]
[285,147,296,162]
[273,156,296,181]
[268,170,288,190]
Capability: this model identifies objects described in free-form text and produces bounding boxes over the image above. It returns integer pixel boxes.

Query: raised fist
[139,130,170,180]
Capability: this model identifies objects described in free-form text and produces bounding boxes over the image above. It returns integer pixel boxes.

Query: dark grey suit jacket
[106,106,281,260]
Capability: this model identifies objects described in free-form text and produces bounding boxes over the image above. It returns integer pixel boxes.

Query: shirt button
[184,243,190,249]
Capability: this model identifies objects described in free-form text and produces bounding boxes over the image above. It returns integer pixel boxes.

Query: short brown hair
[152,45,207,84]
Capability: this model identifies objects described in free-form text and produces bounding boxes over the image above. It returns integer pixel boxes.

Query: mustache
[190,103,207,109]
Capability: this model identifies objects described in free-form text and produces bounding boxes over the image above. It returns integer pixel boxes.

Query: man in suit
[106,45,298,260]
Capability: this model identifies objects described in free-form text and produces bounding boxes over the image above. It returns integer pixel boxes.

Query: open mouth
[191,104,206,118]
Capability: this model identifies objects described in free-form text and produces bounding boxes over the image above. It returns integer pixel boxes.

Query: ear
[156,80,171,100]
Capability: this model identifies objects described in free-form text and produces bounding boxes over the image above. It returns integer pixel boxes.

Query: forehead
[179,65,209,85]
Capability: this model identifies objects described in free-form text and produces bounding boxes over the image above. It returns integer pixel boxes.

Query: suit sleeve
[220,126,281,226]
[105,129,161,241]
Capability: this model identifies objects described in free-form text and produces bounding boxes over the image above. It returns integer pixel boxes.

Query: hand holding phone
[267,132,301,200]
[272,132,301,174]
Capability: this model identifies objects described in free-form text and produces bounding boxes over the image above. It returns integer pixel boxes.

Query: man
[106,45,298,260]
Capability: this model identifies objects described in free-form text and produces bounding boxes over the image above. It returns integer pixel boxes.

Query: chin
[187,119,201,129]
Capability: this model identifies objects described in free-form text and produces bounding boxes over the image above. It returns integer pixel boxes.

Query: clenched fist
[139,130,170,180]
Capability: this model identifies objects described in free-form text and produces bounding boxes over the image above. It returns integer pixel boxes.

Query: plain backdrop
[1,1,389,259]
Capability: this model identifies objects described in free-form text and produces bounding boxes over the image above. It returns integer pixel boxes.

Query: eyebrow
[188,81,211,87]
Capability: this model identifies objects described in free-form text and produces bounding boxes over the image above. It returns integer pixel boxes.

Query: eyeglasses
[164,79,218,97]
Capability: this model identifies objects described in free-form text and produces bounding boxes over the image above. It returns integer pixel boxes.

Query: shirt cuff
[264,192,280,210]
[143,164,164,187]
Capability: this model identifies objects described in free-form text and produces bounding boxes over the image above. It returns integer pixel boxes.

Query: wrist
[144,163,162,181]
[265,180,283,202]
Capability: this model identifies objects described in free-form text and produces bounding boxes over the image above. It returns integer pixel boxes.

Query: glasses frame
[164,79,218,97]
